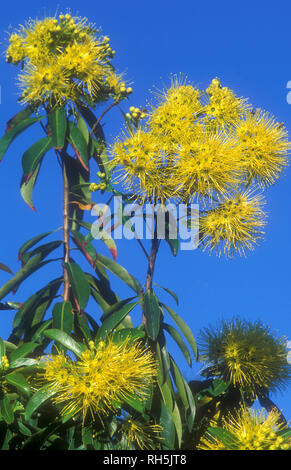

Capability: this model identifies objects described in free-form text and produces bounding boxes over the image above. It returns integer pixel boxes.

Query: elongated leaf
[5,372,30,397]
[13,278,62,333]
[96,302,138,341]
[18,230,56,261]
[21,136,53,180]
[77,116,89,145]
[9,358,39,368]
[5,107,33,132]
[48,107,67,149]
[161,303,198,359]
[52,302,74,335]
[159,402,175,450]
[25,386,57,421]
[0,253,44,301]
[43,329,86,357]
[68,122,89,171]
[111,328,145,344]
[20,162,40,211]
[163,322,192,366]
[96,254,142,294]
[31,319,53,342]
[65,262,90,312]
[100,297,136,322]
[19,240,62,265]
[183,378,196,432]
[86,272,118,310]
[143,290,161,341]
[75,313,92,342]
[153,283,179,305]
[71,231,97,269]
[0,262,13,275]
[0,116,43,162]
[171,401,182,448]
[169,356,189,412]
[77,106,107,173]
[10,343,38,362]
[0,338,5,359]
[0,396,14,424]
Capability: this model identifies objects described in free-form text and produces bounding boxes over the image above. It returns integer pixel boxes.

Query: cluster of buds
[0,356,9,370]
[126,106,147,124]
[89,171,107,192]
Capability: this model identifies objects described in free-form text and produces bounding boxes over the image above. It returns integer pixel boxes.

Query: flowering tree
[0,12,290,450]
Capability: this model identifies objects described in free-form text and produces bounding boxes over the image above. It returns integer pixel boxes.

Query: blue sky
[0,0,291,421]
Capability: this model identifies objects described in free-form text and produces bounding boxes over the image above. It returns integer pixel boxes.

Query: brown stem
[62,155,70,302]
[90,101,118,136]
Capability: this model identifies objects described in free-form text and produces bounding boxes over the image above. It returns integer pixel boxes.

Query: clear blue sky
[0,0,291,421]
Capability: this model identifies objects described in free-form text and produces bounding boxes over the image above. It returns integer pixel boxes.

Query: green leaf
[20,162,40,211]
[159,402,175,450]
[0,262,13,275]
[204,378,230,397]
[10,342,38,362]
[0,395,14,424]
[48,107,67,149]
[77,116,89,145]
[96,254,142,294]
[19,240,62,265]
[169,356,189,411]
[111,328,145,344]
[0,253,46,301]
[96,302,138,341]
[52,302,74,335]
[31,319,53,342]
[161,303,198,359]
[5,372,30,397]
[18,230,57,261]
[171,401,183,448]
[100,297,136,322]
[5,107,33,131]
[71,231,98,269]
[0,338,5,359]
[25,386,56,421]
[13,278,62,333]
[21,136,53,180]
[65,262,90,312]
[182,377,196,432]
[68,122,89,171]
[153,283,179,305]
[163,323,192,366]
[123,394,145,414]
[0,116,43,162]
[9,358,39,368]
[43,329,86,357]
[143,290,161,341]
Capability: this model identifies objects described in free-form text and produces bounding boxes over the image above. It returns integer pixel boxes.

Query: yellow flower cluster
[109,76,290,257]
[40,337,157,421]
[198,406,291,450]
[199,318,291,397]
[204,78,249,128]
[120,418,162,450]
[199,191,266,257]
[7,14,131,107]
